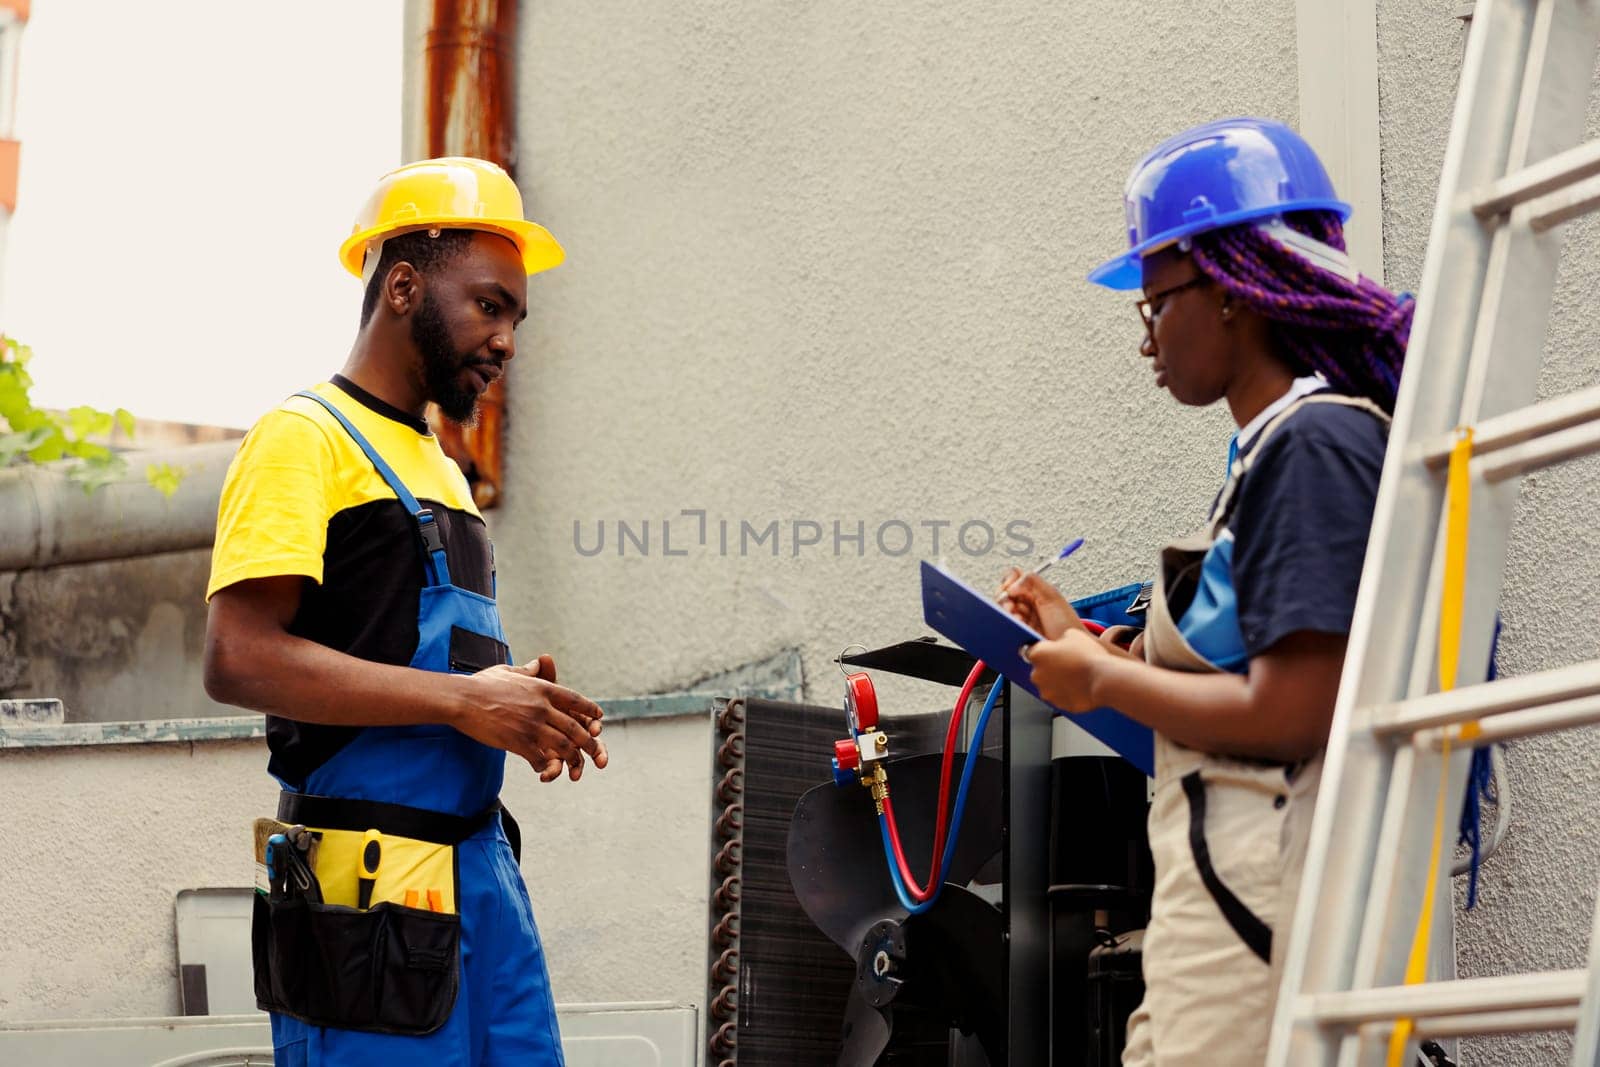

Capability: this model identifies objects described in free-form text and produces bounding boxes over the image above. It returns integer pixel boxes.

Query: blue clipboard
[920,560,1155,776]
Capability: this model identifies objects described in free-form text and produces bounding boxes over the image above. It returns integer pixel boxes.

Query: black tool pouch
[252,894,460,1035]
[251,791,498,1035]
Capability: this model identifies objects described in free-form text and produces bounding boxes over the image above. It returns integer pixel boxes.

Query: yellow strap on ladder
[1439,427,1475,706]
[1387,427,1476,1067]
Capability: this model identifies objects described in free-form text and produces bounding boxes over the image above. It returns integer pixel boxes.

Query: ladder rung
[1530,173,1600,232]
[1305,970,1586,1027]
[1450,692,1600,746]
[1415,1005,1580,1039]
[1366,659,1600,736]
[1472,137,1600,218]
[1482,410,1600,482]
[1422,384,1600,469]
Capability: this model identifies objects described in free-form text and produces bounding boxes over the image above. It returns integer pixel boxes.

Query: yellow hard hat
[338,156,565,278]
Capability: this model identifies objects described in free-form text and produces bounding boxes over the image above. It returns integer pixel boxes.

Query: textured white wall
[0,741,277,1020]
[1376,5,1600,1064]
[500,1,1299,698]
[489,0,1299,1014]
[0,716,708,1022]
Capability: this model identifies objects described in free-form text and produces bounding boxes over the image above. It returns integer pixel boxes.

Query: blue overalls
[266,391,564,1067]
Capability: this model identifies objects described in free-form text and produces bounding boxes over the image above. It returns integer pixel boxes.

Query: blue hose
[878,676,1006,914]
[879,815,927,912]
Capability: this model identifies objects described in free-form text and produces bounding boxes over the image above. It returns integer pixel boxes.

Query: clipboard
[920,560,1155,776]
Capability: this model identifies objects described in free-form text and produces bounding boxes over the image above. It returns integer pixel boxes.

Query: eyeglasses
[1136,275,1208,343]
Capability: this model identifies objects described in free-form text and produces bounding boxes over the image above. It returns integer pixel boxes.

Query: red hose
[880,796,927,896]
[926,661,984,892]
[881,660,986,903]
[881,621,1106,904]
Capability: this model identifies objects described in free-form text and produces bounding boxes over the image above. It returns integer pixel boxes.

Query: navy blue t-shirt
[1227,399,1389,657]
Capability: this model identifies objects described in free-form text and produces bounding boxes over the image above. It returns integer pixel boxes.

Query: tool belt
[277,792,522,864]
[252,793,520,1035]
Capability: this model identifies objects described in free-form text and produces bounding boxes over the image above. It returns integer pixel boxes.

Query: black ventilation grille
[708,696,955,1066]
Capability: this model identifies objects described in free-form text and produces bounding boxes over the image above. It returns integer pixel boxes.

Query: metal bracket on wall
[0,697,62,725]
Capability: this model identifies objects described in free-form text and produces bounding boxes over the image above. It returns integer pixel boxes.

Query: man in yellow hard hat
[204,157,596,1066]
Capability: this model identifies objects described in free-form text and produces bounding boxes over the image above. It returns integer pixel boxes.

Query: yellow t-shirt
[207,376,499,783]
[208,378,483,597]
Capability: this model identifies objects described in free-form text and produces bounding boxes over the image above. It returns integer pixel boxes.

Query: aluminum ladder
[1266,1,1600,1064]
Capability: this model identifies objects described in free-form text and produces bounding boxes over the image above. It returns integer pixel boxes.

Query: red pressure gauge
[844,672,879,732]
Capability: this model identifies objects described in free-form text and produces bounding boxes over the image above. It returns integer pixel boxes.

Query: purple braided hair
[1188,211,1413,413]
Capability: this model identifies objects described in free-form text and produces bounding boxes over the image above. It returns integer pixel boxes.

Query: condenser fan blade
[787,752,1002,954]
[897,884,1005,1060]
[835,885,1005,1066]
[837,987,894,1067]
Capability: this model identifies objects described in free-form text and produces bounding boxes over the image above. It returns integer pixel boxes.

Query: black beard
[413,293,480,425]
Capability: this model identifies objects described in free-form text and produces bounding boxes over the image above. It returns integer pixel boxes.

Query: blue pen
[1000,538,1085,599]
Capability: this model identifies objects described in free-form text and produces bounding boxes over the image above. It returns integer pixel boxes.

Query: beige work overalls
[1120,394,1389,1067]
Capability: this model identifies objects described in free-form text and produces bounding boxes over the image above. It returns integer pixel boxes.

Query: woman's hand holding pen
[997,572,1108,711]
[999,563,1146,711]
[997,569,1086,639]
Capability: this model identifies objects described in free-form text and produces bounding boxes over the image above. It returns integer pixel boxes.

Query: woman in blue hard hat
[1002,117,1414,1065]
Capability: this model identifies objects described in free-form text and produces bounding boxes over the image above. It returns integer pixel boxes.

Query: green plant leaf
[66,405,114,440]
[0,362,34,399]
[27,433,66,463]
[0,426,54,464]
[71,455,129,494]
[8,408,50,433]
[67,405,96,438]
[64,439,114,462]
[0,375,28,423]
[1,337,165,498]
[146,462,186,498]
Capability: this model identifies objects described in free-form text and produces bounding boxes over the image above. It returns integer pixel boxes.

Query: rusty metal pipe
[424,0,517,167]
[417,0,518,508]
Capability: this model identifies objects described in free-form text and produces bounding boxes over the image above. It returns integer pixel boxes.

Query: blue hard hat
[1088,117,1351,290]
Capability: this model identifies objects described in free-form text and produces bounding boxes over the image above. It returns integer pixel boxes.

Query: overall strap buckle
[412,508,452,586]
[416,510,445,555]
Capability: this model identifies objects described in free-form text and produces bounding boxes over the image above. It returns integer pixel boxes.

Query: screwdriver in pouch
[358,828,382,910]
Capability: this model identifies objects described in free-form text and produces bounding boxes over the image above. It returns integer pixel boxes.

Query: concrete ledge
[0,692,771,748]
[0,1003,697,1066]
[0,715,265,748]
[0,649,806,748]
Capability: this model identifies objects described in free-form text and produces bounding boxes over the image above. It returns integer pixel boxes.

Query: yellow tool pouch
[313,827,459,913]
[252,819,466,1035]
